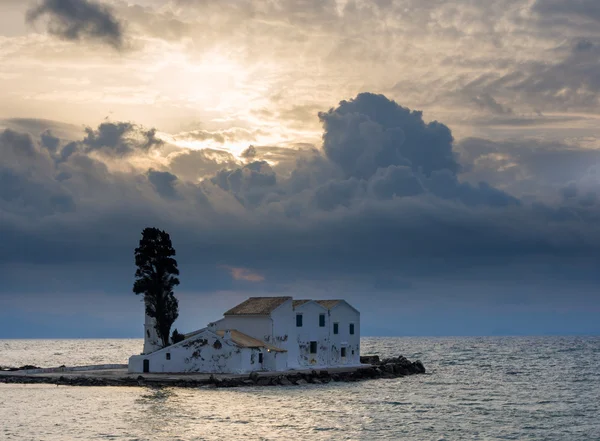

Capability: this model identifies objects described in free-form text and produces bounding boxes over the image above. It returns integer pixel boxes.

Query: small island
[0,228,425,387]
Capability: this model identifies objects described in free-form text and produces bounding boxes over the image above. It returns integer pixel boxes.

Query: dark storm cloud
[82,122,162,156]
[211,161,277,208]
[2,93,600,308]
[458,137,600,200]
[26,0,124,49]
[0,129,75,216]
[147,169,179,200]
[319,93,458,179]
[239,144,320,177]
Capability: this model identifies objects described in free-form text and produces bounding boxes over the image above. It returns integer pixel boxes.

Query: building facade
[128,296,360,374]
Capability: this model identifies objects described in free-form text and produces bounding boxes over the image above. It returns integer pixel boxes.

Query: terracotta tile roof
[315,299,342,309]
[292,299,311,308]
[216,330,286,352]
[224,296,292,316]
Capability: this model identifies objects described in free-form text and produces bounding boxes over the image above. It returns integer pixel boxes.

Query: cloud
[458,137,600,200]
[319,93,458,179]
[533,0,600,23]
[167,148,239,182]
[211,160,277,207]
[82,122,162,156]
[176,127,267,144]
[471,94,513,115]
[221,266,265,282]
[2,93,600,336]
[26,0,125,49]
[147,169,178,200]
[27,0,124,49]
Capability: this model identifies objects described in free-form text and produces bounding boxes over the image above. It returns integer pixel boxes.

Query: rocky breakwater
[210,355,426,388]
[0,355,425,388]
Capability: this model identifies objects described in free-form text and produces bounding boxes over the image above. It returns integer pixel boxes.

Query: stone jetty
[0,355,425,388]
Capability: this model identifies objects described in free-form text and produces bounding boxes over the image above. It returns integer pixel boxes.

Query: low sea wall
[0,355,425,388]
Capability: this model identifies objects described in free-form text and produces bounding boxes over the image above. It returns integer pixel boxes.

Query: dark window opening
[310,341,318,354]
[352,350,355,355]
[143,359,149,373]
[349,323,355,335]
[333,323,339,334]
[319,314,325,327]
[166,353,171,360]
[146,330,150,338]
[341,347,346,357]
[296,314,303,327]
[258,353,263,363]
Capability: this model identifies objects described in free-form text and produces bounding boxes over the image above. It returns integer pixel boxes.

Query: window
[258,353,263,363]
[319,314,326,327]
[349,323,355,335]
[341,347,346,357]
[296,314,303,327]
[333,322,339,334]
[166,353,171,360]
[310,341,318,354]
[146,330,150,338]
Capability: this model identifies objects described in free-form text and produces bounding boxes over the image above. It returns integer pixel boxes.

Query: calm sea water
[1,337,599,440]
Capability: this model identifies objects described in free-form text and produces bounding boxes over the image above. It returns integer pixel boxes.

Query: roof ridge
[224,296,292,316]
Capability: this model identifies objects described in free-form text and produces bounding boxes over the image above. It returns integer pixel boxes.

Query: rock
[382,363,395,374]
[413,360,426,374]
[296,378,308,385]
[256,377,271,386]
[360,355,380,364]
[15,365,40,371]
[279,377,292,386]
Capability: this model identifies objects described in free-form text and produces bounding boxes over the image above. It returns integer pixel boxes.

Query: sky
[1,0,600,338]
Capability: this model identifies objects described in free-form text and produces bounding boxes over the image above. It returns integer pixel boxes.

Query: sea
[1,336,599,441]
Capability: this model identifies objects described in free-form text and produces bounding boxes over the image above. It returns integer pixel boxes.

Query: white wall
[263,349,287,371]
[129,329,268,374]
[270,299,296,369]
[328,302,361,366]
[216,315,272,342]
[143,314,163,354]
[294,302,330,367]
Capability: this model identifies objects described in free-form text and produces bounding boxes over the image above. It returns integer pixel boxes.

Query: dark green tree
[171,328,185,344]
[133,227,180,348]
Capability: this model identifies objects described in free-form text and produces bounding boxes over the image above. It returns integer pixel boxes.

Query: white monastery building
[129,297,360,374]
